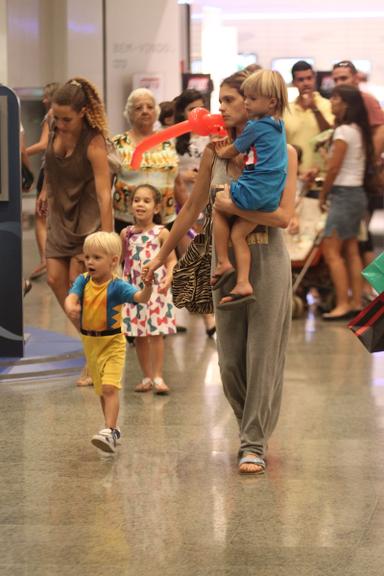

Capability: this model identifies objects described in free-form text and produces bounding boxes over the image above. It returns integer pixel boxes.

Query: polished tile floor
[2,225,384,575]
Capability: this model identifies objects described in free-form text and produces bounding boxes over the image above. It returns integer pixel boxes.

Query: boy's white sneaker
[91,428,118,453]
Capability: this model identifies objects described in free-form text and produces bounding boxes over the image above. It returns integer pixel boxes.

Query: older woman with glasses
[112,88,188,234]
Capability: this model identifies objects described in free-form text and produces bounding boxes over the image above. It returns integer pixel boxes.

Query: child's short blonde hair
[83,232,122,273]
[242,69,288,117]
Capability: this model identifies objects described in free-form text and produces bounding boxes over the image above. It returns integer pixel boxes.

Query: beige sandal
[153,377,170,395]
[134,377,153,393]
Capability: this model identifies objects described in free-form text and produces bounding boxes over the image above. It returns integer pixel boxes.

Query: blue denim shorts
[324,185,367,239]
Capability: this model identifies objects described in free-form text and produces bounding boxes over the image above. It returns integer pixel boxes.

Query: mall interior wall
[3,1,384,130]
[191,9,384,84]
[3,0,103,93]
[2,0,182,134]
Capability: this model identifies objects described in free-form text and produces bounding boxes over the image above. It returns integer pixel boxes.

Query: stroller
[284,196,334,318]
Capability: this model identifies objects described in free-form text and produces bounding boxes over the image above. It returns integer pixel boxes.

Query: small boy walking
[64,231,152,453]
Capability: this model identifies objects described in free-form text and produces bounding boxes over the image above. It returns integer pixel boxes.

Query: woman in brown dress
[38,78,112,302]
[37,78,113,383]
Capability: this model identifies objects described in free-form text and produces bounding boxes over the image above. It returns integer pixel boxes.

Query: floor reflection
[3,226,384,574]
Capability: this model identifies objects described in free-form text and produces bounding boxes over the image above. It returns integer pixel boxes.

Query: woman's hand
[287,215,300,235]
[158,276,172,294]
[142,255,165,283]
[301,168,319,185]
[36,188,48,217]
[318,193,328,213]
[181,169,198,185]
[214,184,236,215]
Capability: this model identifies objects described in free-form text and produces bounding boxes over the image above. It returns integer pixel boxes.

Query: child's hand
[214,138,230,158]
[142,256,164,284]
[64,300,81,321]
[141,269,154,287]
[212,135,230,145]
[134,281,153,304]
[214,184,235,215]
[216,183,230,199]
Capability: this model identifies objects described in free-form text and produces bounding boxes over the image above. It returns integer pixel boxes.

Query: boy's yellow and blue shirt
[69,274,138,332]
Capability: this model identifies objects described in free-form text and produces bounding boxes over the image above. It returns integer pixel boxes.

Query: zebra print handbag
[171,201,213,314]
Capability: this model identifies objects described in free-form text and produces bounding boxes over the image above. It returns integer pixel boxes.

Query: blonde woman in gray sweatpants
[144,70,297,475]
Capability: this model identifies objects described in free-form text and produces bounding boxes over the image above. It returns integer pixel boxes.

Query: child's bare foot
[210,265,235,290]
[219,281,253,304]
[217,282,256,309]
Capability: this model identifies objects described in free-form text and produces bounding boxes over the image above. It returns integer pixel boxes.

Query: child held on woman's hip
[212,69,289,309]
[64,231,152,453]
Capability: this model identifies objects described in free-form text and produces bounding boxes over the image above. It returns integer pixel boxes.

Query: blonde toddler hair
[242,69,288,117]
[83,232,122,274]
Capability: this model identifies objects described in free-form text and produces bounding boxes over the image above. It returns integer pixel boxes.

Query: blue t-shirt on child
[231,116,288,212]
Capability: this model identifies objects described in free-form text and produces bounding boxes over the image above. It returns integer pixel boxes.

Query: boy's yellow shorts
[81,333,126,396]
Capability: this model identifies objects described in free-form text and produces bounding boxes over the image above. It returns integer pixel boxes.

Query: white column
[105,0,181,134]
[4,0,103,92]
[66,0,104,96]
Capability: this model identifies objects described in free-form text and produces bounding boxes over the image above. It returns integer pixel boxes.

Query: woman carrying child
[121,184,177,395]
[212,69,289,308]
[144,69,297,475]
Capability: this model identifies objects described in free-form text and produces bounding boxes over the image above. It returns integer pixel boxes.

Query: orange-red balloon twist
[130,107,227,169]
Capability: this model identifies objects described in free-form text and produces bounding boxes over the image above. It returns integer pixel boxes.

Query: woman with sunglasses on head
[144,70,297,475]
[319,84,374,320]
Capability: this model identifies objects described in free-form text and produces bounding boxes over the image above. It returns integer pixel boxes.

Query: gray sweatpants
[213,227,291,458]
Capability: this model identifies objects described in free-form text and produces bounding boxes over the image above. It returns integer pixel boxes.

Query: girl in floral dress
[120,184,177,394]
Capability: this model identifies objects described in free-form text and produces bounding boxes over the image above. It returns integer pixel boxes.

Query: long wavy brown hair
[53,77,109,138]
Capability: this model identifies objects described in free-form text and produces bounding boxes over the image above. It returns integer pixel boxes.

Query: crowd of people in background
[20,57,384,471]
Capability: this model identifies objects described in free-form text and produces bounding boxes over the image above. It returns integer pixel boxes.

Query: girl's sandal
[134,378,153,393]
[153,377,170,395]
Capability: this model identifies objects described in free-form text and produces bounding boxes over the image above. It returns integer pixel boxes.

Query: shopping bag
[362,252,384,294]
[348,293,384,352]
